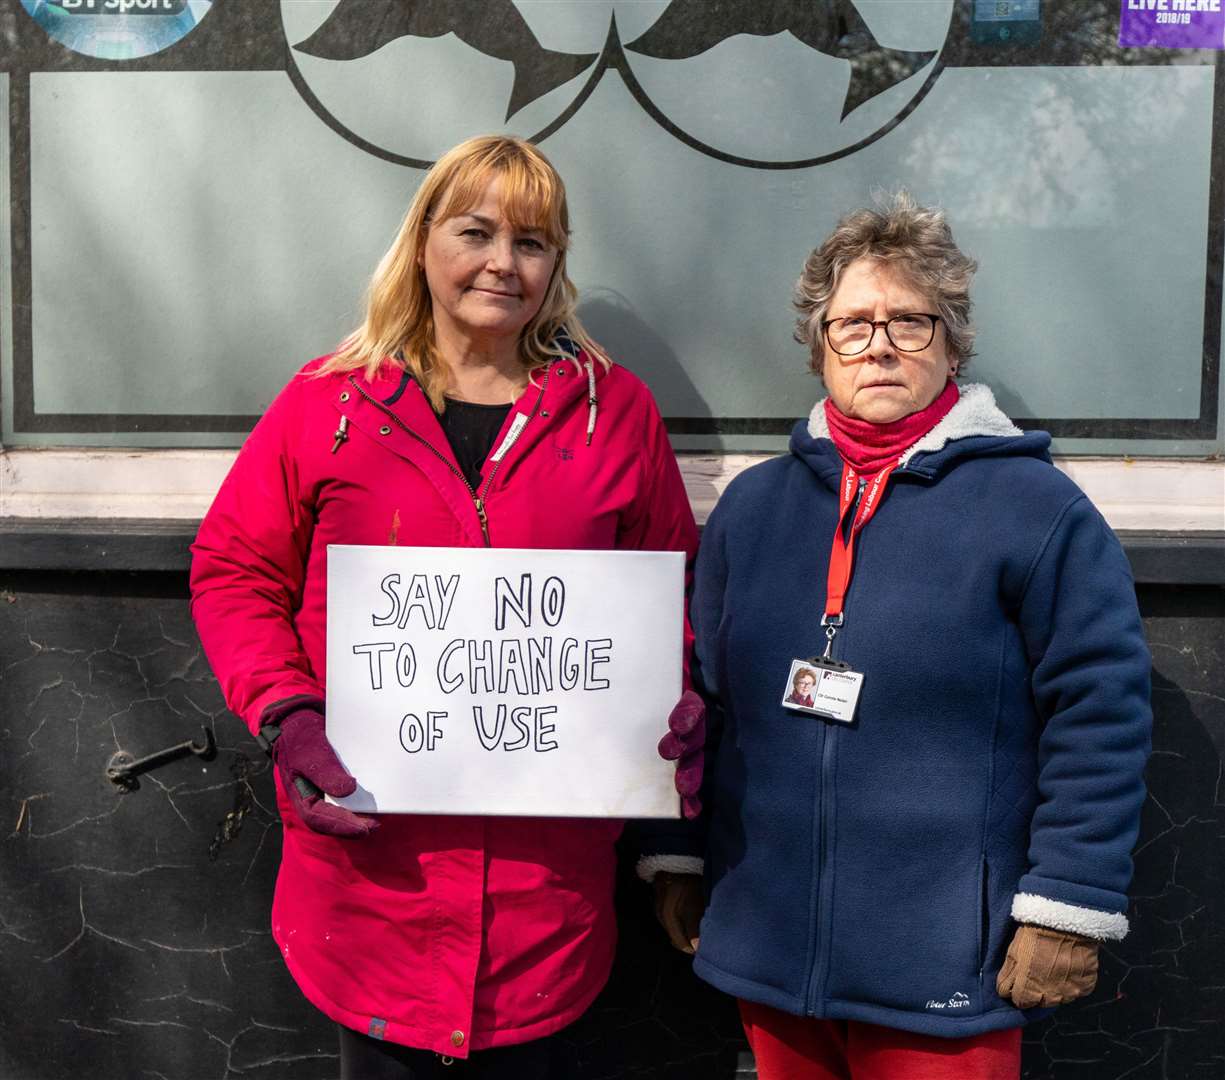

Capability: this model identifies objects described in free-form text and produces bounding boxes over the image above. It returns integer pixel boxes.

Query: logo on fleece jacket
[925,991,971,1010]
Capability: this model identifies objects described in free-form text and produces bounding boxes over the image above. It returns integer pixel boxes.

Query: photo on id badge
[783,662,821,711]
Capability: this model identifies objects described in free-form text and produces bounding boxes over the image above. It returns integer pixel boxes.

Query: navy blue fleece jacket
[682,385,1151,1038]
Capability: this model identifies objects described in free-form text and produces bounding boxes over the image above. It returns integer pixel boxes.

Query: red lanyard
[824,461,896,626]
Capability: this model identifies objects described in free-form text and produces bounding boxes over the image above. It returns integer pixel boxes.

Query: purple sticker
[1119,0,1225,48]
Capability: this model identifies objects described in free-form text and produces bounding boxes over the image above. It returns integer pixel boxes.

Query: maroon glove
[264,707,377,838]
[658,690,706,819]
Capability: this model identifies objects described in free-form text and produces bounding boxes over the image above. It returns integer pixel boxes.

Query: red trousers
[739,1000,1022,1080]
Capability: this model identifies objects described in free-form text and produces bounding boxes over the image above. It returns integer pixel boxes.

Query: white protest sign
[325,545,684,818]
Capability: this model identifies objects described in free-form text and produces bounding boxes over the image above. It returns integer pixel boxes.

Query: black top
[434,397,513,491]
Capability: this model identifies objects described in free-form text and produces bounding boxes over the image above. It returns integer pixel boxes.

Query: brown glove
[654,872,705,956]
[996,924,1099,1009]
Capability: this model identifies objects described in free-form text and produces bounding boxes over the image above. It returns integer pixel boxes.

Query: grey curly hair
[793,192,978,377]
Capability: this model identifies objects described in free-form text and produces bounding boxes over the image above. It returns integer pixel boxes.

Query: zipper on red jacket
[344,370,551,547]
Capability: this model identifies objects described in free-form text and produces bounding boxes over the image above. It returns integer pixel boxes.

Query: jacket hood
[348,329,610,445]
[791,382,1051,487]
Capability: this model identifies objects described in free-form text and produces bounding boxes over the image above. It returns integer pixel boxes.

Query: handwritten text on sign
[325,546,684,818]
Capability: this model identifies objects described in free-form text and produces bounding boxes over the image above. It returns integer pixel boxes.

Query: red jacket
[189,355,697,1057]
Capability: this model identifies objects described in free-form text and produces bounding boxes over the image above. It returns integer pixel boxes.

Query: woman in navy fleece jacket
[650,195,1152,1080]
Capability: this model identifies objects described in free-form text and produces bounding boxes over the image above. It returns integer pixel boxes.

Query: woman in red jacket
[190,135,697,1079]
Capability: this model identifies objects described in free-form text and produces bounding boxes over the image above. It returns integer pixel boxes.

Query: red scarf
[824,381,959,477]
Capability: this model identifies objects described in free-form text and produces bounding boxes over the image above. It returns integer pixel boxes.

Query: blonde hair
[319,135,606,408]
[793,191,978,377]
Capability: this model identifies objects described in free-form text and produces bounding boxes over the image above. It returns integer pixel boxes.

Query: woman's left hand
[996,924,1099,1008]
[658,691,706,819]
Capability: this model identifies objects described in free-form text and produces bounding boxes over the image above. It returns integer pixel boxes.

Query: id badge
[781,657,864,725]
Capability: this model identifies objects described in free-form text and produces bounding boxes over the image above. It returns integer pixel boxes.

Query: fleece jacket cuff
[1011,892,1129,941]
[636,855,704,883]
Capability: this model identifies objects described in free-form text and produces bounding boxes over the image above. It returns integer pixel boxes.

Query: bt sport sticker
[20,0,214,61]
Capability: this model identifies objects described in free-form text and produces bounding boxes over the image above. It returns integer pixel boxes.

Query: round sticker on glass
[21,0,213,61]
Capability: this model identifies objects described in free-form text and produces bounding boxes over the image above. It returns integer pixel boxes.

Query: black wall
[0,552,1221,1080]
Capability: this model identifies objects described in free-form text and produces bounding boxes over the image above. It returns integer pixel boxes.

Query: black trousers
[338,1024,555,1080]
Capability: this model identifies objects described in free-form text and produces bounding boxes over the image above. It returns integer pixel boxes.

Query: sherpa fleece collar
[806,383,1023,467]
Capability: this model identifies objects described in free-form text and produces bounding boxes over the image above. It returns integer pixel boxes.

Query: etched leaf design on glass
[294,0,599,120]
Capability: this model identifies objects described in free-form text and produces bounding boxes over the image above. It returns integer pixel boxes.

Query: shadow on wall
[989,380,1035,430]
[578,288,723,511]
[578,289,711,425]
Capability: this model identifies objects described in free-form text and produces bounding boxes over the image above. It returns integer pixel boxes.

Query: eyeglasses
[822,313,941,356]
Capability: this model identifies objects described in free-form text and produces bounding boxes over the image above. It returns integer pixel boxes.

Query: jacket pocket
[824,843,984,1016]
[979,855,1021,1008]
[979,859,991,974]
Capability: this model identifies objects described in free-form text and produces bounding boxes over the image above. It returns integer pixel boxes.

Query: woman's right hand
[657,690,706,819]
[654,872,705,955]
[268,708,378,838]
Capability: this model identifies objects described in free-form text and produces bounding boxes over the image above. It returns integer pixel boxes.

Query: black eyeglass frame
[821,313,942,356]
